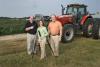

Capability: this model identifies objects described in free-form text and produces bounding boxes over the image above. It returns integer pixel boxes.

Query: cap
[29,16,34,20]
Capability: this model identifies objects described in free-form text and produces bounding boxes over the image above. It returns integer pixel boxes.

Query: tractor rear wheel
[92,20,100,39]
[83,18,93,37]
[62,24,74,42]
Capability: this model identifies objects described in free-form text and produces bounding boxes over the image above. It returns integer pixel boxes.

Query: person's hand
[30,26,34,29]
[25,26,34,31]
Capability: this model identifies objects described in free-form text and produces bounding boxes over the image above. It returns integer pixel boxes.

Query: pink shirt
[48,21,62,35]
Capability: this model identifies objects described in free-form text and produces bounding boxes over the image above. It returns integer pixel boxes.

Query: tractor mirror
[61,4,65,15]
[61,4,63,8]
[61,4,65,10]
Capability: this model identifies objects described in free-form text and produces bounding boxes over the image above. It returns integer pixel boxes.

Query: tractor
[56,4,100,42]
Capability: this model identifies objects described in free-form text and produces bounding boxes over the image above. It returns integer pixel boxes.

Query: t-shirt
[25,21,38,35]
[37,26,48,38]
[48,21,62,35]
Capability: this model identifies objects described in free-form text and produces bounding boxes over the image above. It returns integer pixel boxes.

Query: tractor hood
[56,15,73,25]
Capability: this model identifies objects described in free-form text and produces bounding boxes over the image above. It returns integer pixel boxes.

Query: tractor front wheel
[62,24,74,43]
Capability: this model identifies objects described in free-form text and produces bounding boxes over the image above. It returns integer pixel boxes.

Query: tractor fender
[80,15,93,25]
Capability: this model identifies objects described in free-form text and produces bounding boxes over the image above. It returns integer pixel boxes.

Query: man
[48,15,62,56]
[25,16,38,55]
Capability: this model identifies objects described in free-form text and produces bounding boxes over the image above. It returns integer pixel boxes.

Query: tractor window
[67,7,78,15]
[78,8,85,15]
[67,7,73,14]
[73,8,78,15]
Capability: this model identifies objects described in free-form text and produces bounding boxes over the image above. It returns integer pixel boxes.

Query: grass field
[0,19,26,36]
[0,36,100,67]
[0,18,49,36]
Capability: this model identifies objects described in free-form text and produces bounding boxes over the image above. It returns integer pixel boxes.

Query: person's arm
[48,22,51,35]
[58,21,62,41]
[37,28,41,42]
[25,23,34,31]
[58,21,62,36]
[25,26,33,31]
[37,28,41,38]
[34,21,38,30]
[44,27,48,36]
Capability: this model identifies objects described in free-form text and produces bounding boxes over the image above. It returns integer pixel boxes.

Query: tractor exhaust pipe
[61,4,65,15]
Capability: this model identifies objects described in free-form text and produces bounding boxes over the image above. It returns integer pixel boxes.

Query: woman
[37,20,48,60]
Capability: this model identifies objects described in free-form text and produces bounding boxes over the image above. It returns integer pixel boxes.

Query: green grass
[0,19,49,36]
[0,37,100,67]
[0,19,26,36]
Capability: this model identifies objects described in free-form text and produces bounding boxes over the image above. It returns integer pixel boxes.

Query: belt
[51,34,59,36]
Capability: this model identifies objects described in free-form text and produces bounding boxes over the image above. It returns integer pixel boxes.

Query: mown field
[0,36,100,67]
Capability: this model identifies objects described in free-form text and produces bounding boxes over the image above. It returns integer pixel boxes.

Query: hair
[50,14,57,22]
[50,14,56,18]
[38,20,45,27]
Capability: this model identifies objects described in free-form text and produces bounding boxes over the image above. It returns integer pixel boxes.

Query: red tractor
[56,4,100,42]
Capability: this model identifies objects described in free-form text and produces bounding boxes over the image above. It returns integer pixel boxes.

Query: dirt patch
[0,34,26,41]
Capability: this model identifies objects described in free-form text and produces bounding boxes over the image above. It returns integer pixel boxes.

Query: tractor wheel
[83,18,93,37]
[92,20,100,39]
[62,24,74,43]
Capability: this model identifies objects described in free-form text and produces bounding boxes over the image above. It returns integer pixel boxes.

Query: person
[37,20,48,60]
[48,15,62,57]
[24,16,38,55]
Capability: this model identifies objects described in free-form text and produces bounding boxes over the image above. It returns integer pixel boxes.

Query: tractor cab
[62,4,87,23]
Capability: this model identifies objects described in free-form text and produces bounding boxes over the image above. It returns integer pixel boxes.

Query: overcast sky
[0,0,100,18]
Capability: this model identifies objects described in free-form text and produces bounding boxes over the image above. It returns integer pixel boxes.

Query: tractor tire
[83,18,93,37]
[62,24,74,43]
[92,19,100,39]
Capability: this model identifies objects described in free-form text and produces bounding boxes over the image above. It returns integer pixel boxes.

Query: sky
[0,0,100,18]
